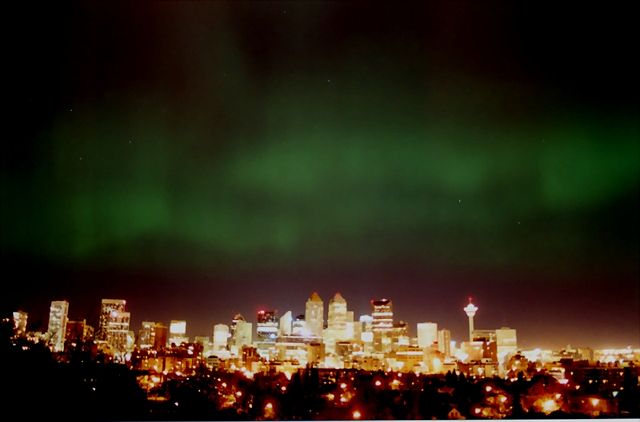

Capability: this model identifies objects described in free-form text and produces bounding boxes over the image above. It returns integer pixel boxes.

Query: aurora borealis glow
[3,2,639,348]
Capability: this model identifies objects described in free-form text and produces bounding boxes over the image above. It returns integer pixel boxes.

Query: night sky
[2,2,639,349]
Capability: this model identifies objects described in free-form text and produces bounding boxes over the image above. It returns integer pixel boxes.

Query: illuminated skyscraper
[105,313,130,354]
[170,320,186,335]
[98,299,126,336]
[230,313,245,343]
[47,300,69,352]
[371,299,393,332]
[98,299,130,354]
[292,314,307,336]
[279,311,293,337]
[256,310,278,359]
[328,293,348,332]
[344,311,356,341]
[472,329,497,361]
[437,329,451,358]
[256,310,278,342]
[230,314,252,350]
[138,321,154,349]
[234,320,252,347]
[359,314,373,332]
[324,293,349,353]
[213,324,230,351]
[495,327,518,366]
[169,320,188,346]
[463,297,478,342]
[305,292,324,338]
[417,322,438,349]
[391,321,409,343]
[371,299,394,353]
[12,311,28,337]
[359,314,374,345]
[138,321,165,349]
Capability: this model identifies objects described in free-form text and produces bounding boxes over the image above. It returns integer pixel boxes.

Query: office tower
[98,299,131,354]
[235,321,253,350]
[495,327,517,364]
[371,299,394,353]
[462,341,484,362]
[213,324,230,351]
[472,329,498,361]
[97,299,130,354]
[138,321,155,349]
[344,311,356,341]
[106,308,130,354]
[98,299,126,340]
[371,299,393,332]
[305,292,324,338]
[417,322,438,349]
[463,297,478,342]
[155,324,168,350]
[12,311,28,337]
[170,320,186,335]
[193,335,212,358]
[292,314,307,336]
[256,310,278,341]
[392,321,409,340]
[324,293,349,353]
[230,313,245,346]
[229,314,253,355]
[138,321,164,349]
[279,311,292,337]
[169,320,188,346]
[328,293,348,332]
[256,310,278,360]
[242,345,259,366]
[437,329,451,357]
[236,320,253,347]
[47,300,69,352]
[66,319,93,344]
[359,314,373,332]
[359,314,373,344]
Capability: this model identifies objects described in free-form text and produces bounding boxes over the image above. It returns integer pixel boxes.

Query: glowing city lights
[540,398,559,414]
[11,292,639,420]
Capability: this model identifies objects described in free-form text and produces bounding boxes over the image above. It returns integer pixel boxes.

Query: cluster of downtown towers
[32,292,518,371]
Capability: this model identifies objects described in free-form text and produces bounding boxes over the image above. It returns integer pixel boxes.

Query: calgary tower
[463,297,478,342]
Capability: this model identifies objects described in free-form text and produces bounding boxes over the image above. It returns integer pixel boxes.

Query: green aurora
[2,2,638,347]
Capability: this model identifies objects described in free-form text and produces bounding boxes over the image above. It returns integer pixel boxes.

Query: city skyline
[16,292,639,351]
